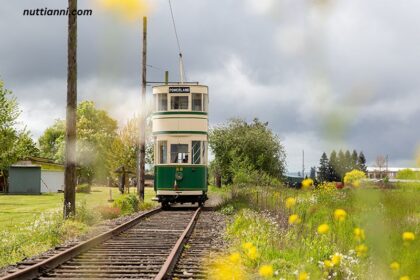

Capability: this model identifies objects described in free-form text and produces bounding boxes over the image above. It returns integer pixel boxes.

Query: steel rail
[154,207,201,280]
[1,208,161,280]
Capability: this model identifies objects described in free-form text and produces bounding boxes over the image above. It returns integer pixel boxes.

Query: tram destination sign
[169,86,190,93]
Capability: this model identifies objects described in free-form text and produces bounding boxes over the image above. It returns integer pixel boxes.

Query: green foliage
[318,152,329,182]
[209,118,286,184]
[0,80,39,178]
[322,150,367,182]
[38,120,65,163]
[75,200,99,225]
[396,169,420,180]
[113,194,140,214]
[76,183,91,193]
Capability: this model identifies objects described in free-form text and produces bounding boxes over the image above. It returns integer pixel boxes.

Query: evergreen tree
[318,152,329,182]
[337,150,345,181]
[344,150,352,175]
[329,150,340,182]
[358,151,368,173]
[351,150,358,170]
[310,166,316,180]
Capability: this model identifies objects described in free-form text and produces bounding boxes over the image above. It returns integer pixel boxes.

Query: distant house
[366,167,420,179]
[8,157,64,194]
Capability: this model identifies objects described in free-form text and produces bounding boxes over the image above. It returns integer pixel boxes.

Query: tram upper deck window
[170,96,189,110]
[158,141,167,164]
[192,94,202,111]
[157,94,168,111]
[203,94,208,112]
[170,144,189,163]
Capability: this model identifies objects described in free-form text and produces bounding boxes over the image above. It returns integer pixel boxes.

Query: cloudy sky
[1,0,419,172]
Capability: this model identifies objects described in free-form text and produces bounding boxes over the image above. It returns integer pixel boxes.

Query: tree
[328,150,340,182]
[344,169,367,187]
[0,80,38,189]
[209,118,286,184]
[309,166,316,180]
[358,152,367,173]
[396,169,419,180]
[351,150,358,170]
[317,152,329,182]
[39,101,118,184]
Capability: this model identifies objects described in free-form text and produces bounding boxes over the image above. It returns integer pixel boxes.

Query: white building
[366,167,420,179]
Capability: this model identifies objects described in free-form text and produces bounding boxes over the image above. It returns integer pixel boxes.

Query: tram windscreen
[170,144,189,163]
[171,96,188,110]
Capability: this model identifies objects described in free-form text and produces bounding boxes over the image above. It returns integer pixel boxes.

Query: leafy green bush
[76,184,91,193]
[139,201,156,211]
[396,169,420,180]
[75,200,99,225]
[113,194,140,214]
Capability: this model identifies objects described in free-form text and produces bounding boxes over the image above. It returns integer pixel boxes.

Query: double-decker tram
[152,83,209,208]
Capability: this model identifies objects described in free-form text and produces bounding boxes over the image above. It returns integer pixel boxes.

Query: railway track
[1,207,202,280]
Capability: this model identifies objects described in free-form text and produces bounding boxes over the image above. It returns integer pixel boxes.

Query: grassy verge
[208,184,420,280]
[0,186,157,267]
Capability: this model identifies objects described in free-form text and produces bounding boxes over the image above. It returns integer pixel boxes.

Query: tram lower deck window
[171,96,188,110]
[171,144,189,163]
[158,141,167,164]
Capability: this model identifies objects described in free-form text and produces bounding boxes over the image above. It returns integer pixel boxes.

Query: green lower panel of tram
[154,165,208,204]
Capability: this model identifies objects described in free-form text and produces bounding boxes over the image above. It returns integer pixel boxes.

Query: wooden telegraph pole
[64,0,77,218]
[138,17,147,201]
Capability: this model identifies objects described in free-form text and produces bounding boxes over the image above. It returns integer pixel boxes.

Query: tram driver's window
[157,94,168,111]
[192,94,202,111]
[192,141,201,164]
[171,96,189,110]
[170,144,189,163]
[158,141,167,164]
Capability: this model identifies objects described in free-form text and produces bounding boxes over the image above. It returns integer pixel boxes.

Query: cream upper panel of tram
[152,118,208,133]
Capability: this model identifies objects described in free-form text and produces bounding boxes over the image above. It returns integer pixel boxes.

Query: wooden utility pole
[138,16,147,201]
[64,0,77,218]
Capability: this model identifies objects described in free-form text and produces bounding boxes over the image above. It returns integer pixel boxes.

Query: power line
[168,0,182,54]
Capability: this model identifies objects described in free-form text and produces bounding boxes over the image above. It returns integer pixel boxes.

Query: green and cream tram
[152,84,209,207]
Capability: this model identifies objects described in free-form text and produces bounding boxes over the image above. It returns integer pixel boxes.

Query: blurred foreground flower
[317,223,329,234]
[242,242,253,250]
[331,253,342,266]
[288,214,301,225]
[334,209,347,222]
[402,231,415,242]
[259,264,274,278]
[297,271,309,280]
[285,197,297,209]
[229,252,241,264]
[353,227,365,241]
[400,276,410,280]
[389,261,400,271]
[355,244,368,257]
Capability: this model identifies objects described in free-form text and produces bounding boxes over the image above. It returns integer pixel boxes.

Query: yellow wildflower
[334,209,347,222]
[288,214,301,225]
[402,232,415,242]
[298,271,309,280]
[302,178,314,189]
[242,242,253,250]
[285,197,297,209]
[246,246,258,260]
[324,260,333,268]
[400,276,410,280]
[229,252,241,264]
[317,223,330,234]
[259,265,274,278]
[353,227,365,241]
[331,253,342,266]
[390,261,400,271]
[355,244,368,257]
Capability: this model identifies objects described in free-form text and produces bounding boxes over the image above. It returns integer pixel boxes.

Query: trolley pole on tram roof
[138,16,147,202]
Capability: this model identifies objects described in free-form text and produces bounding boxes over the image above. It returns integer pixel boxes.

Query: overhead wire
[168,0,187,82]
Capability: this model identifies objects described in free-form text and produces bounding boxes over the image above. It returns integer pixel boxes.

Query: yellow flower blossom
[285,197,297,209]
[229,252,241,264]
[259,265,274,278]
[298,271,309,280]
[355,244,368,257]
[324,260,333,268]
[301,178,314,190]
[317,223,330,234]
[353,227,365,241]
[334,209,347,222]
[390,261,400,271]
[331,253,342,266]
[242,242,253,250]
[288,214,301,225]
[400,276,410,280]
[246,246,258,260]
[402,232,415,242]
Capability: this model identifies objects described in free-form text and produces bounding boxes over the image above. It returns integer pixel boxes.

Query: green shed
[8,165,41,194]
